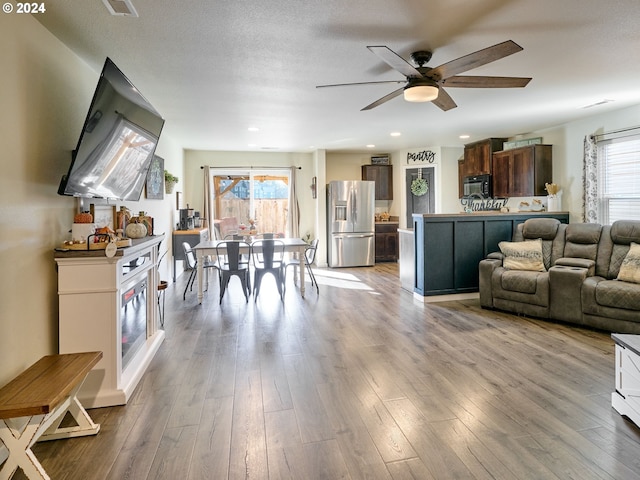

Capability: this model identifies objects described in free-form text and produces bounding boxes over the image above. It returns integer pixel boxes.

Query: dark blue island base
[412,212,570,297]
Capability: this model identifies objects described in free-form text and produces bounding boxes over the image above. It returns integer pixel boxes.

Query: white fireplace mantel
[54,235,165,408]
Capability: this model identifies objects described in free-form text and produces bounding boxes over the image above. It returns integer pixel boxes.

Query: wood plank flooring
[15,263,640,479]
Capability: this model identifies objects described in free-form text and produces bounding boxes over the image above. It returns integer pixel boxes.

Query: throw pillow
[617,242,640,284]
[498,238,546,272]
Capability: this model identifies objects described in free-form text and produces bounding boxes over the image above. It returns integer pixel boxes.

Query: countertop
[413,211,569,218]
[54,234,164,259]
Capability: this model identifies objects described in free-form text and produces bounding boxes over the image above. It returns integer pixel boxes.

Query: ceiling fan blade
[430,40,524,80]
[316,80,406,89]
[431,87,457,111]
[442,76,531,88]
[367,46,421,78]
[361,87,405,111]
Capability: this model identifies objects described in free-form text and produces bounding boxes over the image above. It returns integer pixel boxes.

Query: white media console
[54,235,165,408]
[612,333,640,427]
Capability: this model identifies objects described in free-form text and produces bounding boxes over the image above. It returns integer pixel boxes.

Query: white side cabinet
[55,235,165,408]
[612,333,640,427]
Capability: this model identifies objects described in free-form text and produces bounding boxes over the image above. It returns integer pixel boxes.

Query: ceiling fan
[316,40,531,111]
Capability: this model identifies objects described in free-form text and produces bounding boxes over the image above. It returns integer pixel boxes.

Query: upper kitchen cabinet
[492,144,553,197]
[362,165,393,200]
[458,138,506,197]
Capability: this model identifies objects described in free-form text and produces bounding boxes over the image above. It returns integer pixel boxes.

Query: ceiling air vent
[102,0,138,17]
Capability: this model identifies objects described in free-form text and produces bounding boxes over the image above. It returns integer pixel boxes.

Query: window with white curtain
[598,135,640,224]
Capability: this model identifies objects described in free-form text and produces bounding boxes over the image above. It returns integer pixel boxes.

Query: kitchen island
[412,212,569,298]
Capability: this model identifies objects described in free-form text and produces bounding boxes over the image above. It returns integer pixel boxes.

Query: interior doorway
[406,167,435,227]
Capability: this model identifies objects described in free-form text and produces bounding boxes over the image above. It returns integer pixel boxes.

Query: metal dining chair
[284,238,319,294]
[216,240,251,303]
[182,242,219,301]
[251,239,285,301]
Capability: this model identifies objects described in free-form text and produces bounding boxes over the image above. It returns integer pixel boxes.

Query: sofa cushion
[522,218,560,240]
[501,270,539,294]
[611,221,640,245]
[563,223,602,260]
[595,279,640,311]
[617,242,640,284]
[499,239,546,272]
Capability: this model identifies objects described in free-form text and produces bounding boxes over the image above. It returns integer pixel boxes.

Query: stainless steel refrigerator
[327,180,375,267]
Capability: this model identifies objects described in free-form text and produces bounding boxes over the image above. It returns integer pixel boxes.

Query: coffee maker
[179,207,194,230]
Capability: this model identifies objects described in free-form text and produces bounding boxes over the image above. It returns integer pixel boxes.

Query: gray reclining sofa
[479,218,640,333]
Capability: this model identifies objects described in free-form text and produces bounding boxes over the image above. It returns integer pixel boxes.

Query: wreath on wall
[411,169,428,196]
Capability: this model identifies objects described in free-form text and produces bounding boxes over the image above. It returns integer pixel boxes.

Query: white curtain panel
[582,135,599,223]
[288,167,300,238]
[202,166,217,237]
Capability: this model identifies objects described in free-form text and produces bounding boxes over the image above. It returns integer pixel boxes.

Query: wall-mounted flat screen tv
[58,57,165,201]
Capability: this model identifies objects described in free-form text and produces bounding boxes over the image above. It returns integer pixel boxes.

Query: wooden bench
[0,352,102,480]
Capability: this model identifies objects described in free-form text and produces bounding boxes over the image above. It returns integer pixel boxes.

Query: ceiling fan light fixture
[404,82,439,103]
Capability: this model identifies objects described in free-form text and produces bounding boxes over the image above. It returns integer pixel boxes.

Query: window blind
[598,136,640,223]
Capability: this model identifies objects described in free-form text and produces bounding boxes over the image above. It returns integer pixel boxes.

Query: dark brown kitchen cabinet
[492,144,552,197]
[375,222,398,262]
[458,138,506,197]
[362,165,393,200]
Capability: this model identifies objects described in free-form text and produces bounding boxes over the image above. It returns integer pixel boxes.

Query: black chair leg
[253,270,262,300]
[306,264,319,294]
[183,269,196,300]
[238,273,249,302]
[219,274,230,304]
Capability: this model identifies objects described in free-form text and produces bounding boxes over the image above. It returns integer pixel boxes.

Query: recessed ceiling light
[366,144,375,148]
[390,132,401,137]
[248,127,259,132]
[459,135,470,139]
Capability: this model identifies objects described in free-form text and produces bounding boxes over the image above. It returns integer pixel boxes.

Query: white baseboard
[414,292,479,303]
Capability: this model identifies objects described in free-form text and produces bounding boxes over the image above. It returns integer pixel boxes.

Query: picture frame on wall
[145,155,164,199]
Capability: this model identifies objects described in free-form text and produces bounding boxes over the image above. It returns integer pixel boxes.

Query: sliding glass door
[210,170,290,238]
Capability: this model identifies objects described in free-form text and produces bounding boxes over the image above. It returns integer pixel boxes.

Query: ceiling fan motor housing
[410,51,433,67]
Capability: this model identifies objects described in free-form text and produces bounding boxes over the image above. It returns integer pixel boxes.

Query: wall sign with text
[407,150,436,164]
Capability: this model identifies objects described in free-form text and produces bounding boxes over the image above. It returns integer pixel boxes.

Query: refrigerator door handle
[334,233,373,239]
[352,188,357,225]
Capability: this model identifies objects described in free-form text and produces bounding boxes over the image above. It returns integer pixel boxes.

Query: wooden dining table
[193,237,309,303]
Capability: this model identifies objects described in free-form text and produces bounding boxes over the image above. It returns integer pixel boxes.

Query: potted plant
[164,170,178,193]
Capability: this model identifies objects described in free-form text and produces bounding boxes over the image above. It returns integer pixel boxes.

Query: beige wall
[0,16,182,385]
[527,103,640,222]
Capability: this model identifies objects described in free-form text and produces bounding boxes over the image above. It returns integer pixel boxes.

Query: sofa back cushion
[519,218,564,269]
[563,223,602,260]
[596,220,640,279]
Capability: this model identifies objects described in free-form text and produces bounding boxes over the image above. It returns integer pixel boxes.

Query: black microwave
[463,174,491,197]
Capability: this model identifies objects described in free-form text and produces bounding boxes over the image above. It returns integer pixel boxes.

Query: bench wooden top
[0,352,102,419]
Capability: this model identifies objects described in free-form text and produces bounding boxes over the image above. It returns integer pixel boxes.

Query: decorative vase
[165,181,176,194]
[547,194,561,212]
[117,206,131,232]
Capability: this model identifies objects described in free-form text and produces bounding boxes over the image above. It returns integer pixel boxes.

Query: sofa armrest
[487,252,504,261]
[554,257,596,275]
[549,264,593,323]
[479,258,503,308]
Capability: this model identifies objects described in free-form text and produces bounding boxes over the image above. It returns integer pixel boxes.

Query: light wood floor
[19,263,640,479]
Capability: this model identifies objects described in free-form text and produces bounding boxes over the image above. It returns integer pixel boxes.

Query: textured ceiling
[36,0,640,153]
